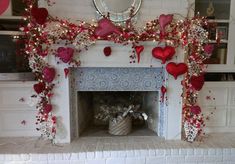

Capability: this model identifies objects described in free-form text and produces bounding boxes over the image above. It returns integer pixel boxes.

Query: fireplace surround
[48,41,184,143]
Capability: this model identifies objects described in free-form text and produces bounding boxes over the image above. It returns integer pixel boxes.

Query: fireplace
[49,41,183,143]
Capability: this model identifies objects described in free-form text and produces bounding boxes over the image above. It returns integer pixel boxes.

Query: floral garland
[22,0,213,142]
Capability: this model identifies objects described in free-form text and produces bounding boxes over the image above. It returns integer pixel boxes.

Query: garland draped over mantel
[22,0,214,142]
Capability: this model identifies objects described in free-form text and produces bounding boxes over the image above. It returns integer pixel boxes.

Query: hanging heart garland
[152,46,176,64]
[166,62,188,79]
[134,45,144,63]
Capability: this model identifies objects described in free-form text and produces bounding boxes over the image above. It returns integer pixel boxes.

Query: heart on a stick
[31,7,48,25]
[135,45,144,63]
[94,18,122,38]
[152,46,175,64]
[166,62,188,79]
[159,14,173,32]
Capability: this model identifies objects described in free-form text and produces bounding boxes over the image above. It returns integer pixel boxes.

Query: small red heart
[166,62,188,79]
[159,14,173,32]
[190,75,205,91]
[42,66,56,83]
[135,45,144,63]
[64,68,69,78]
[94,18,122,38]
[161,85,167,102]
[31,7,48,25]
[43,104,52,114]
[190,106,201,115]
[152,46,175,64]
[103,46,112,56]
[33,82,45,94]
[57,47,74,63]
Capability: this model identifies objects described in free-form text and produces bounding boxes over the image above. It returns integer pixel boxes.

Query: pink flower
[57,47,74,63]
[42,66,56,83]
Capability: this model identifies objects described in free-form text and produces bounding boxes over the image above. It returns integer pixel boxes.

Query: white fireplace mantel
[48,41,184,143]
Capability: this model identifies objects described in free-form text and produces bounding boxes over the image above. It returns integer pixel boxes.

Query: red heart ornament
[152,46,175,64]
[103,46,112,56]
[94,18,122,38]
[135,45,144,63]
[42,66,56,83]
[43,104,52,114]
[33,82,45,94]
[0,0,10,15]
[161,85,167,102]
[57,47,74,63]
[159,14,173,32]
[64,68,69,78]
[190,75,205,91]
[166,62,188,79]
[190,105,201,115]
[31,7,48,25]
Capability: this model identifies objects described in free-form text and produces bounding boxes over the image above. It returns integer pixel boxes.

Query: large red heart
[31,7,48,25]
[190,75,205,91]
[152,46,175,64]
[33,82,45,94]
[135,45,144,63]
[166,62,188,79]
[42,66,56,83]
[159,14,173,32]
[94,18,122,38]
[0,0,10,15]
[57,47,74,63]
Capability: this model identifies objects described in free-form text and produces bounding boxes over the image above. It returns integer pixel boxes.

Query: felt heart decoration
[42,66,56,83]
[159,14,173,32]
[31,7,48,25]
[152,46,175,64]
[64,68,69,78]
[0,0,10,15]
[43,104,52,114]
[103,46,112,56]
[166,62,188,79]
[57,47,74,63]
[203,44,214,55]
[161,85,167,102]
[33,82,45,94]
[190,75,205,91]
[190,105,201,115]
[135,45,144,63]
[94,18,122,38]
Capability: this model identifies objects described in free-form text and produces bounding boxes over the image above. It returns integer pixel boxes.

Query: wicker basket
[109,116,132,135]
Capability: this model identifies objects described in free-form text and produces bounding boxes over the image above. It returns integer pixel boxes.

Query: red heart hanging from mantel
[94,18,122,38]
[152,46,175,64]
[31,7,48,25]
[166,62,188,79]
[135,45,144,63]
[190,75,205,91]
[159,14,173,32]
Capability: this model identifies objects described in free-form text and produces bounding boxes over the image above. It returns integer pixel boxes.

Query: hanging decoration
[22,0,213,142]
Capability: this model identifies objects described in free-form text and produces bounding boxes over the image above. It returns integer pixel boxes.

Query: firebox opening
[77,91,159,137]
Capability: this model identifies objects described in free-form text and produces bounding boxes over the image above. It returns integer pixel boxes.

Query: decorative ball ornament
[152,46,175,64]
[103,46,112,56]
[166,62,188,79]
